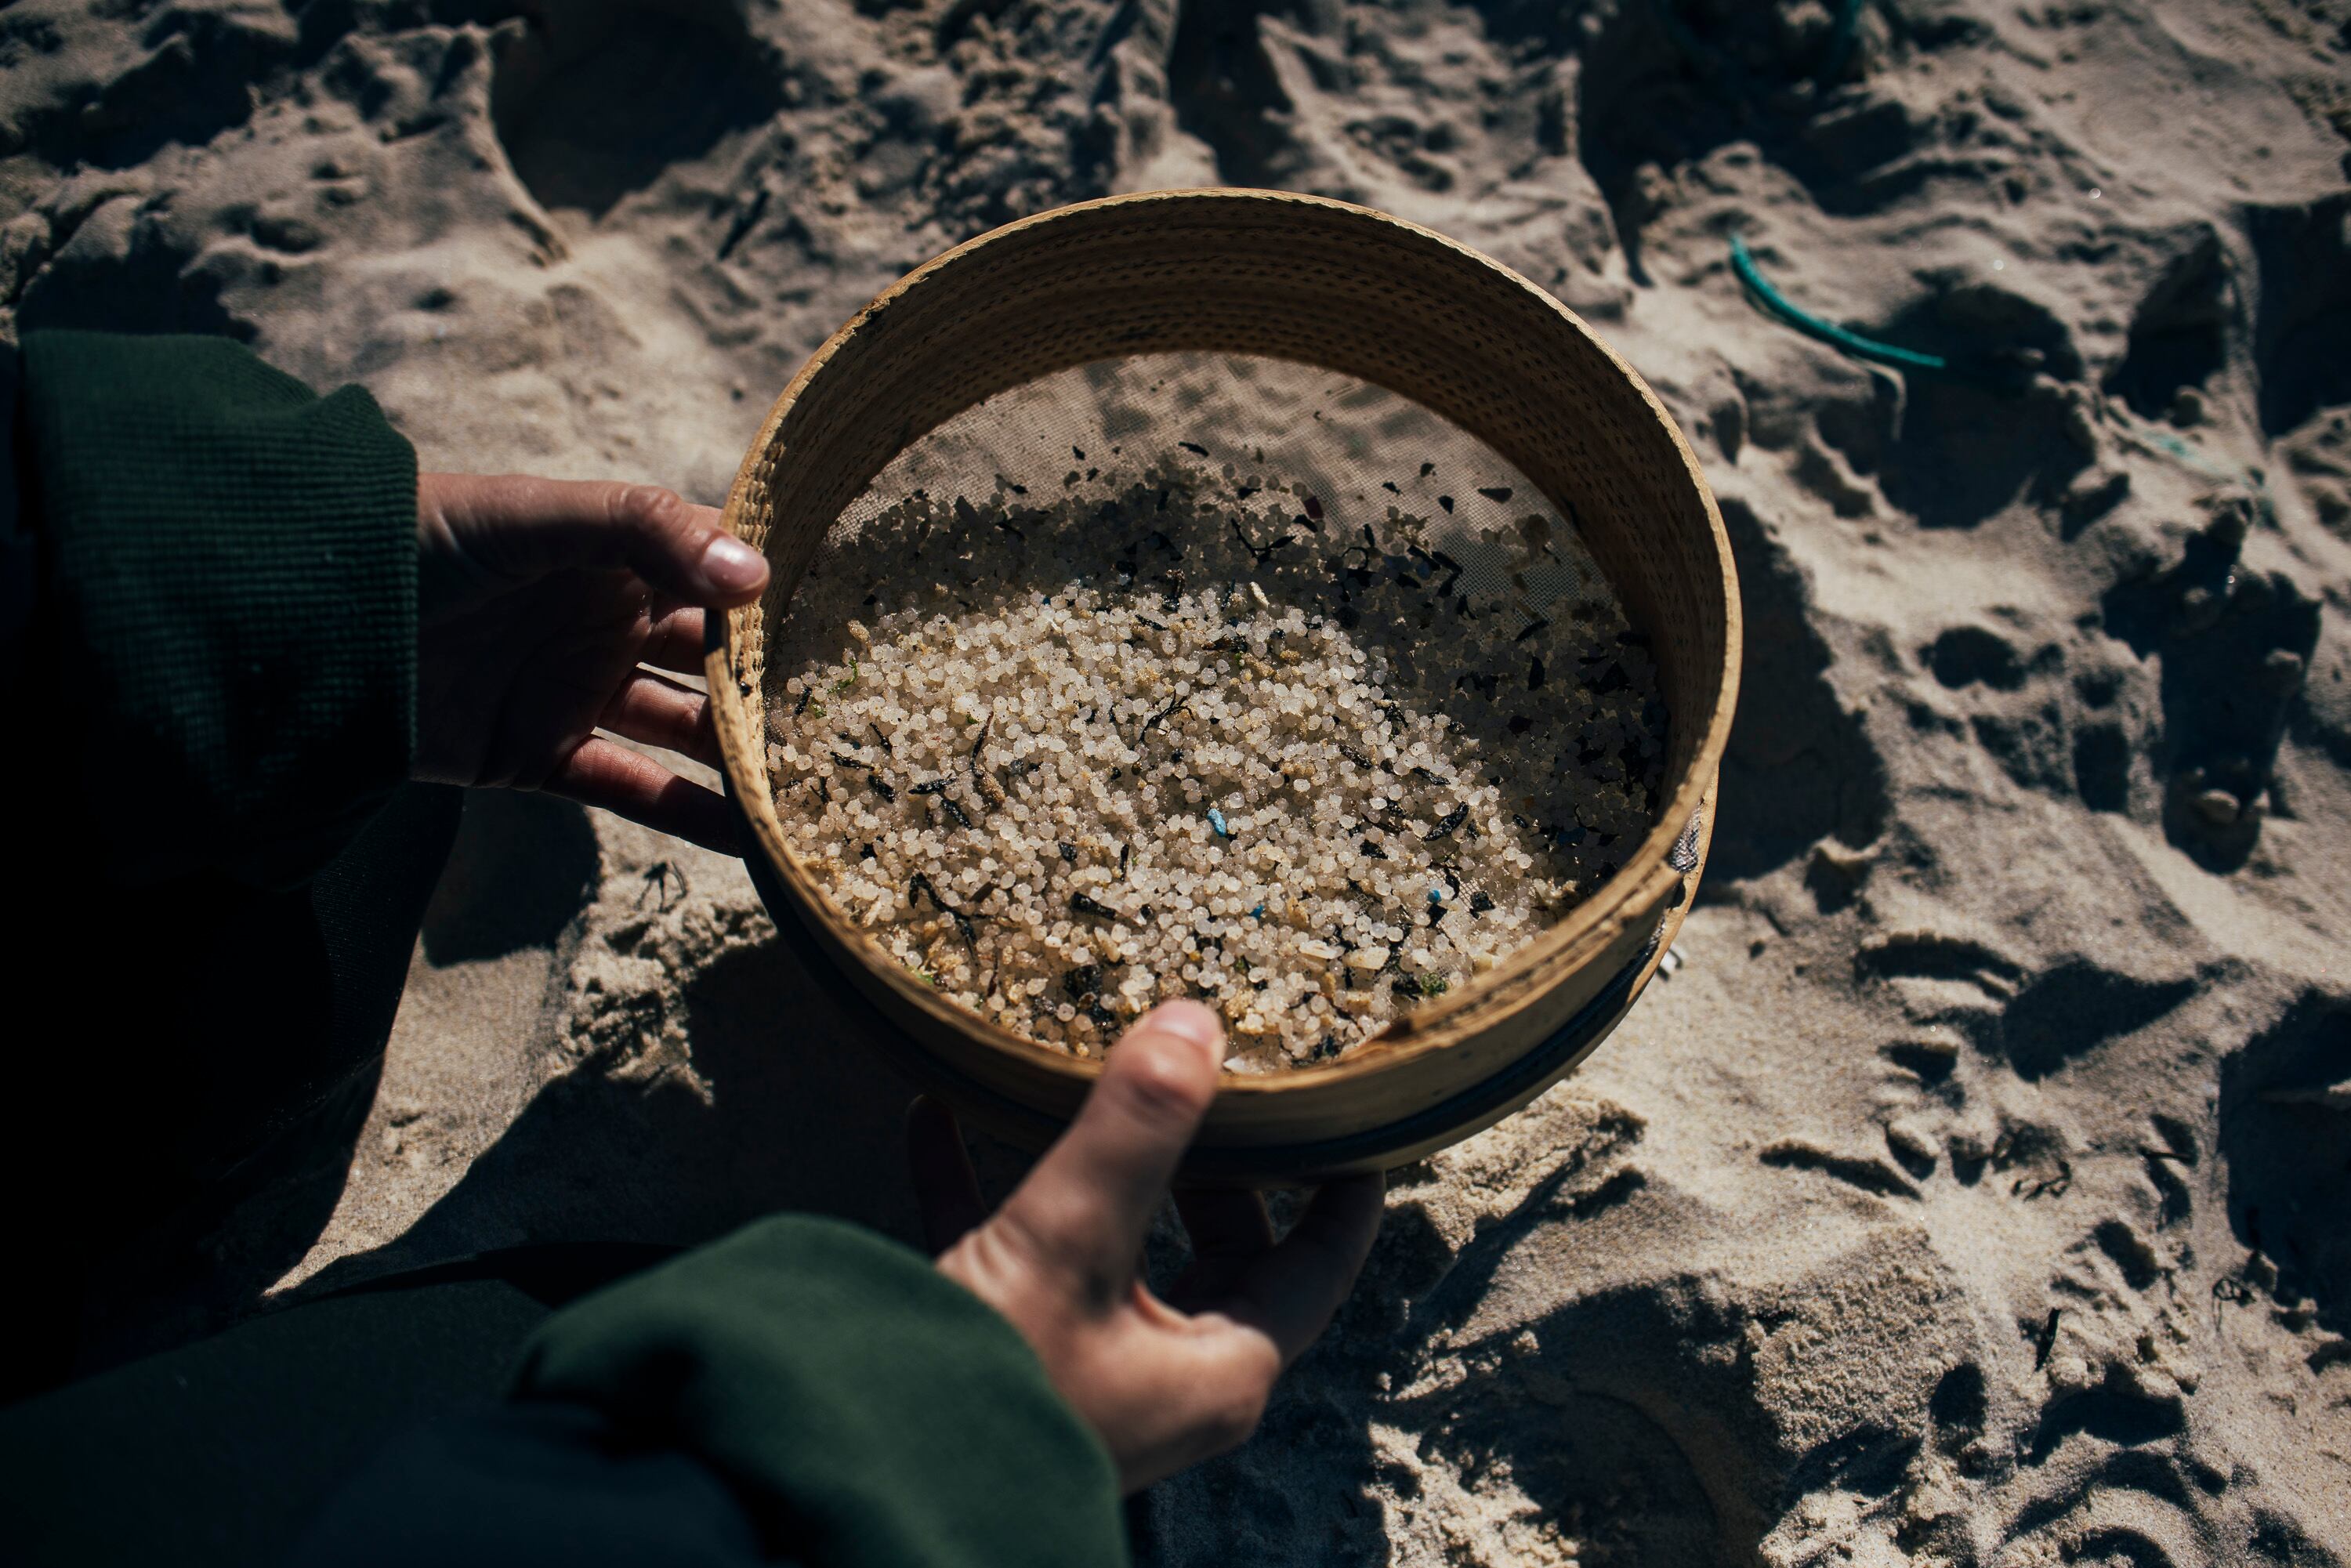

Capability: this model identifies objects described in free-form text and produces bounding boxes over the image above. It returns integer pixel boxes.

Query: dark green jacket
[0,332,1125,1566]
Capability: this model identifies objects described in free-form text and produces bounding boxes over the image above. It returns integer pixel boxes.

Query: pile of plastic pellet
[766,458,1665,1071]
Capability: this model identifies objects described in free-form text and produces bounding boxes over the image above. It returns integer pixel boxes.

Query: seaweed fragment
[969,715,1007,808]
[1135,693,1187,743]
[1229,516,1291,566]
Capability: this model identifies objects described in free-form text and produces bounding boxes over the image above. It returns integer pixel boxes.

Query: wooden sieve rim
[705,187,1741,1095]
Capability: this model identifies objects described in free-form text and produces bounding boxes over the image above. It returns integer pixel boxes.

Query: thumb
[987,1001,1226,1302]
[419,473,770,607]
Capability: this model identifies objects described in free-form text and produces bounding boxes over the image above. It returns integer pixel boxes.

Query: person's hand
[907,1001,1385,1492]
[412,473,770,852]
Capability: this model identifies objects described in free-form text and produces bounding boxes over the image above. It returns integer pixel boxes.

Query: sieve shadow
[292,935,929,1297]
[1702,497,1888,890]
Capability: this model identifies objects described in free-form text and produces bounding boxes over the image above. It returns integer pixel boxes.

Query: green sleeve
[510,1215,1128,1568]
[17,330,417,887]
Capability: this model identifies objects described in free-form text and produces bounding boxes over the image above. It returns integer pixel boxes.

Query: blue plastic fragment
[1208,807,1230,838]
[1426,885,1445,904]
[1249,902,1266,920]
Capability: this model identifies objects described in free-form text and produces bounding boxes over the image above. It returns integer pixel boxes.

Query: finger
[640,606,710,673]
[1174,1188,1274,1261]
[1208,1174,1385,1365]
[423,474,769,607]
[542,736,738,853]
[988,1001,1226,1302]
[1109,1329,1283,1493]
[906,1096,987,1255]
[600,671,720,766]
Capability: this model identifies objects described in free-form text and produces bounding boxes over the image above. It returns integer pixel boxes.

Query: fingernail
[1139,999,1224,1068]
[701,534,768,593]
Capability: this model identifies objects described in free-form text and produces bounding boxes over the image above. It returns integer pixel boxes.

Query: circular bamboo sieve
[705,189,1740,1184]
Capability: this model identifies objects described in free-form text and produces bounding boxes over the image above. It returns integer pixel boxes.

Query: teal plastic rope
[1730,234,1951,375]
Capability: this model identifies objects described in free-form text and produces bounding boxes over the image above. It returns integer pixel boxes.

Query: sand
[5,0,2348,1562]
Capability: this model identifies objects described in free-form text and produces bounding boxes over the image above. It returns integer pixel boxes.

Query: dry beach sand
[4,0,2349,1562]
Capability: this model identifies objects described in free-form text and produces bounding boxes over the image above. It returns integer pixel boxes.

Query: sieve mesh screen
[808,353,1603,627]
[755,351,1671,1069]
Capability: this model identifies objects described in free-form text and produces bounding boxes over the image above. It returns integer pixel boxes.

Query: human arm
[0,331,770,883]
[293,1004,1383,1565]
